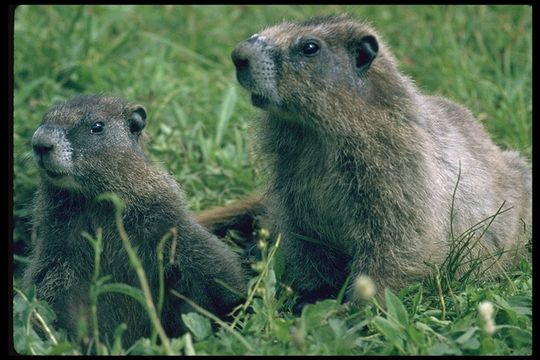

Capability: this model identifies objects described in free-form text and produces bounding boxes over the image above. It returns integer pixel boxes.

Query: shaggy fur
[24,95,246,345]
[224,14,531,301]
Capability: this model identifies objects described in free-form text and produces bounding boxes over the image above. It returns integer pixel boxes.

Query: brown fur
[223,14,531,302]
[196,193,265,241]
[24,95,246,345]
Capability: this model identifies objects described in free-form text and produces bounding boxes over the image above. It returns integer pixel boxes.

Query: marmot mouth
[45,169,67,179]
[251,93,270,108]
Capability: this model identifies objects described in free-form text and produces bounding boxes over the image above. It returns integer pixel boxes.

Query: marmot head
[32,95,148,194]
[231,14,414,132]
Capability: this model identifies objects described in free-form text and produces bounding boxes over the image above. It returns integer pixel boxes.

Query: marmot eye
[91,121,105,134]
[301,42,320,56]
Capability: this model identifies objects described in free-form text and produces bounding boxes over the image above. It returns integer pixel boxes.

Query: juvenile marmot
[23,95,246,345]
[225,14,531,302]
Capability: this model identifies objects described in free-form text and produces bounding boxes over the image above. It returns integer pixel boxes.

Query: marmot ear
[355,35,378,75]
[129,105,147,134]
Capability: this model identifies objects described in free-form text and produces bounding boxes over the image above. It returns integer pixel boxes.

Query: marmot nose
[33,143,53,156]
[231,43,252,72]
[231,35,268,72]
[32,127,55,157]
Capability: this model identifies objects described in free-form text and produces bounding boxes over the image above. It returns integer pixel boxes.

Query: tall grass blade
[215,86,237,151]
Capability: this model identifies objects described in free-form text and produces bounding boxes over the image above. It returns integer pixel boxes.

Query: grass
[11,5,531,355]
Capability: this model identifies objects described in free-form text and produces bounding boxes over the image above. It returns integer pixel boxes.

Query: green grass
[12,5,531,355]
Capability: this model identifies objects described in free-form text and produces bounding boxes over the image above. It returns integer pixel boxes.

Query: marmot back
[24,95,246,346]
[228,14,531,302]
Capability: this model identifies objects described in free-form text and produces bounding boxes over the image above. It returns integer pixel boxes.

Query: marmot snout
[32,126,74,182]
[232,34,281,108]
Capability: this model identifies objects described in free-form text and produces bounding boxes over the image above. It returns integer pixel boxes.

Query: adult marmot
[213,14,531,303]
[24,95,246,345]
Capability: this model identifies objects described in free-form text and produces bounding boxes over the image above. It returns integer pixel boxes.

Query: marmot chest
[273,147,357,251]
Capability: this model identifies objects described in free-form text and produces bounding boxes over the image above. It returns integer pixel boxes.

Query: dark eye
[301,42,320,56]
[91,121,105,134]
